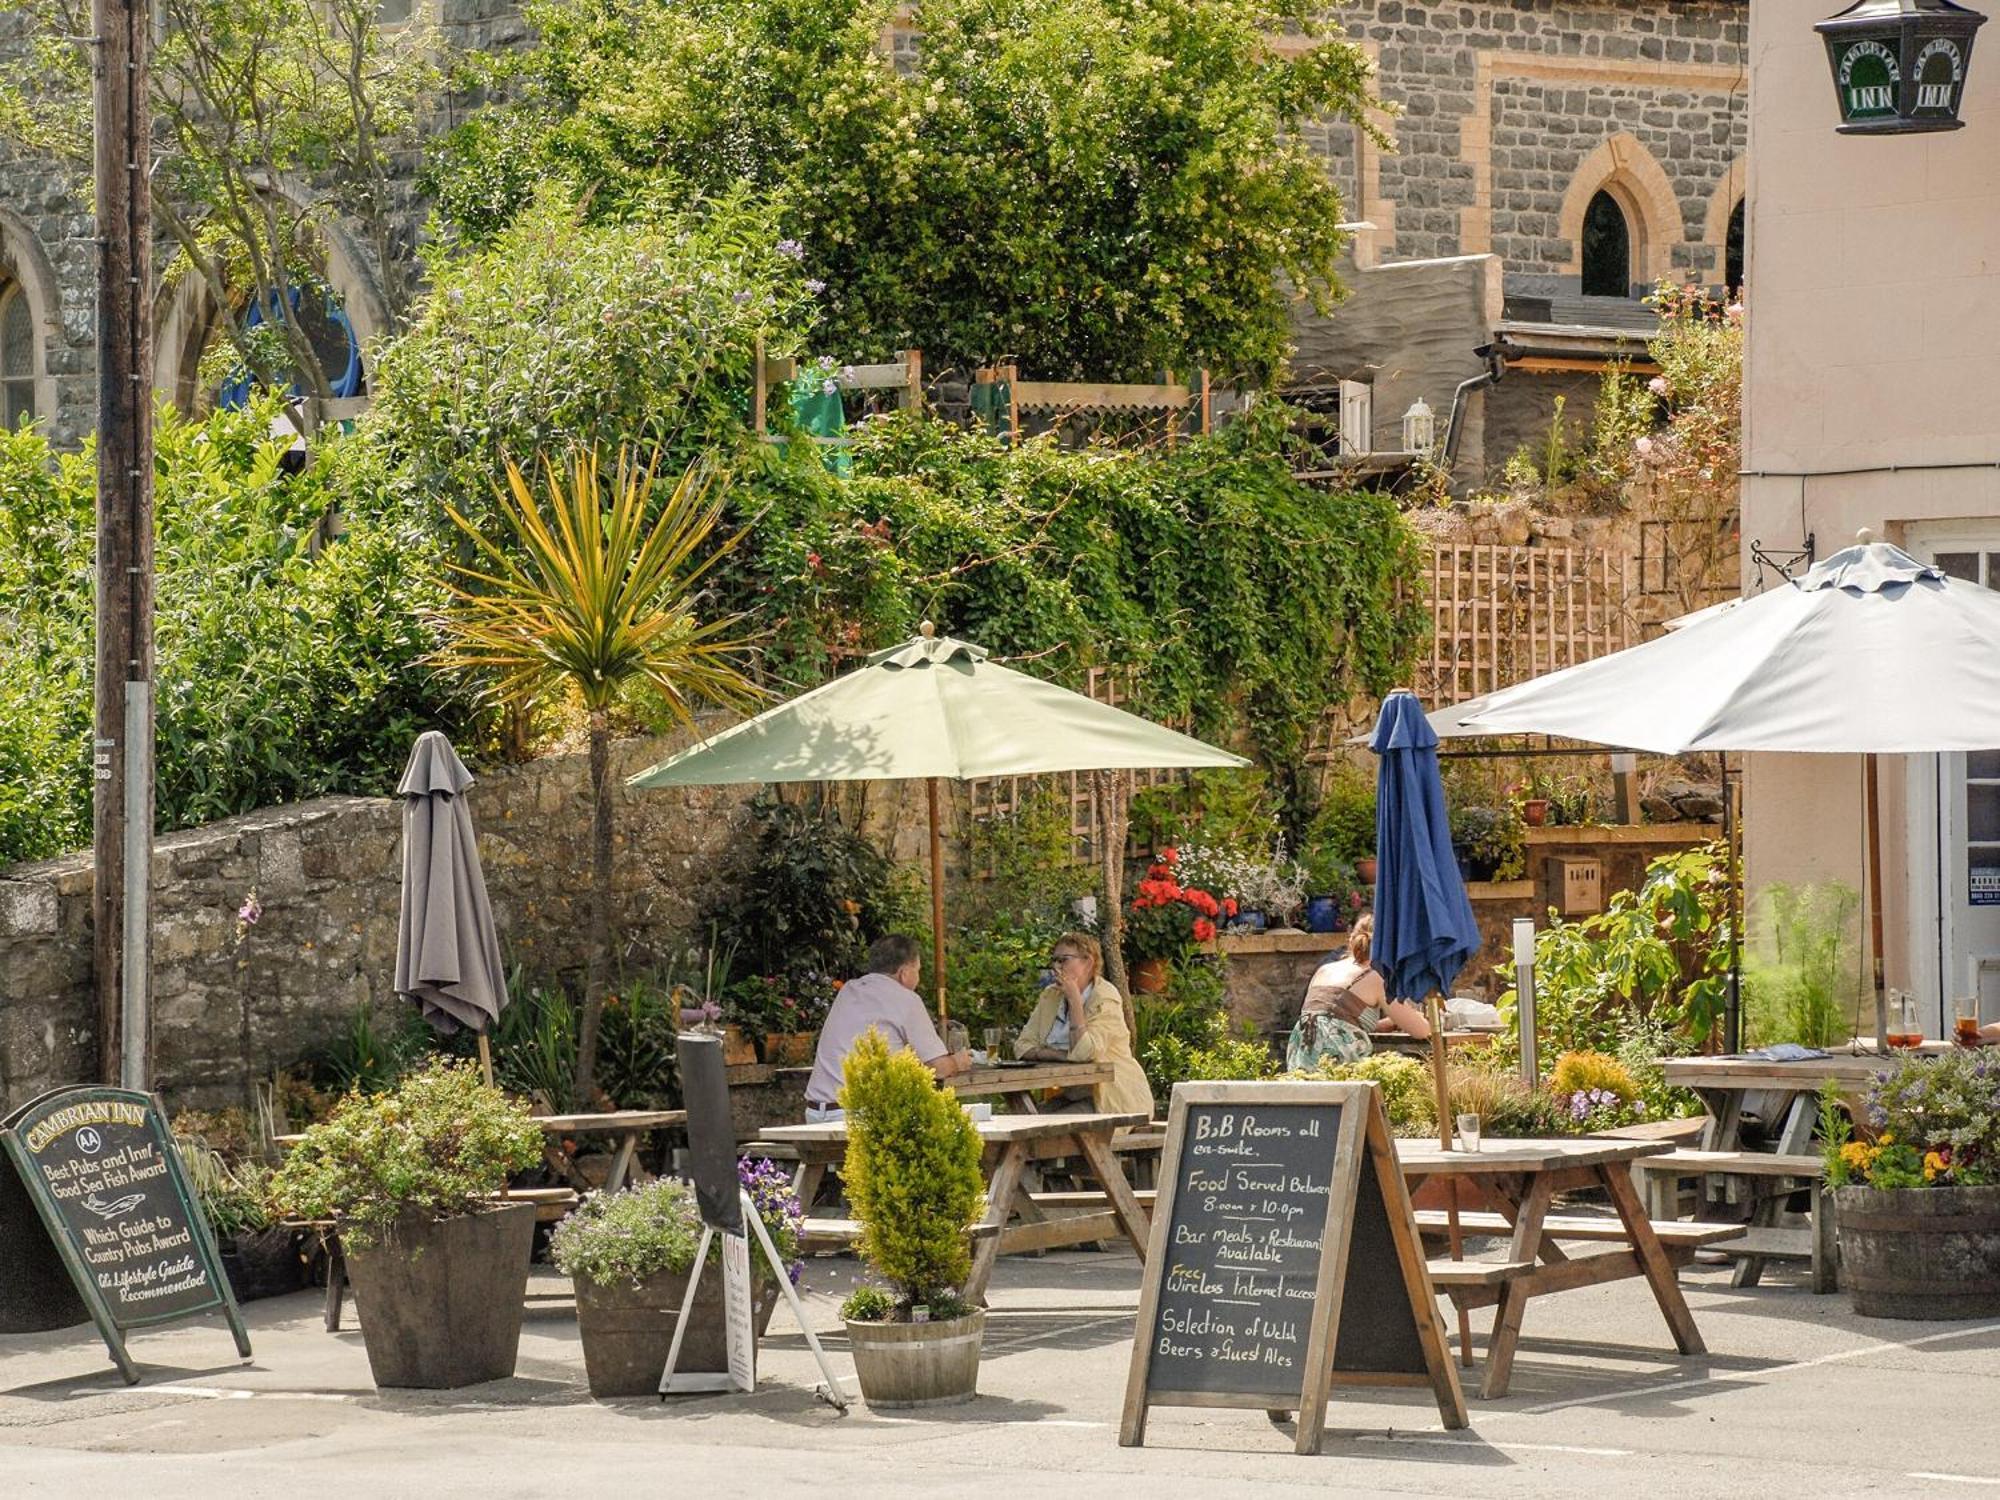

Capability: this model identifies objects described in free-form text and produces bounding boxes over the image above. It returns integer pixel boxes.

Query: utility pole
[92,0,154,1089]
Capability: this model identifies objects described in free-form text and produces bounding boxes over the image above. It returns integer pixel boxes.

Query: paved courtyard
[3,1249,1996,1497]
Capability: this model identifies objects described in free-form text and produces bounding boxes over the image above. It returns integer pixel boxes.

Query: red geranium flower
[1192,918,1216,942]
[1222,898,1239,918]
[1159,847,1179,866]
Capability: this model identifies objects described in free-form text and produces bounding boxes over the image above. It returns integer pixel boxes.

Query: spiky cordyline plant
[435,448,762,1103]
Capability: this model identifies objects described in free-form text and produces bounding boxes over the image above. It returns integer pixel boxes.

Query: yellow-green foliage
[1548,1050,1639,1103]
[839,1031,986,1307]
[1307,1053,1436,1133]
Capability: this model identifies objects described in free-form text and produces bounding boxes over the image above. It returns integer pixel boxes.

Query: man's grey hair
[866,933,922,975]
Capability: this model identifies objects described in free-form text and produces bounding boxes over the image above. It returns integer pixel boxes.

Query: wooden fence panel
[1419,543,1637,710]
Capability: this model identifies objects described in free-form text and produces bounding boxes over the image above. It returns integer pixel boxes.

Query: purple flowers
[803,278,825,294]
[775,239,804,261]
[1566,1086,1625,1124]
[233,888,262,945]
[739,1155,805,1285]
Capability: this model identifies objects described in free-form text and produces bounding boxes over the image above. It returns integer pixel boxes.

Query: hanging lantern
[1817,0,1986,135]
[1401,398,1435,455]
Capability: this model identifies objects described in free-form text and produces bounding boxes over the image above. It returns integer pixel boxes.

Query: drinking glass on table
[1956,997,1984,1048]
[983,1026,1008,1059]
[1456,1113,1483,1152]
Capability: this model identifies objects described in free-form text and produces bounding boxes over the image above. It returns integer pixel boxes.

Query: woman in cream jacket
[1013,931,1155,1119]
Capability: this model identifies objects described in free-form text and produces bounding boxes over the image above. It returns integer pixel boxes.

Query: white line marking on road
[1911,1474,2000,1487]
[1357,1435,1631,1457]
[1484,1318,2000,1419]
[144,1385,352,1403]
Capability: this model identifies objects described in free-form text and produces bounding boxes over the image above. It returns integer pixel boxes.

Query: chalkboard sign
[1120,1081,1464,1453]
[1,1086,251,1384]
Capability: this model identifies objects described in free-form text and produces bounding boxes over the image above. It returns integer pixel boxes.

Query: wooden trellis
[965,666,1187,866]
[1420,544,1637,709]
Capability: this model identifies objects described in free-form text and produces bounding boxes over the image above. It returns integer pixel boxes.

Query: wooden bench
[1631,1150,1834,1292]
[1424,1257,1536,1289]
[1413,1209,1745,1249]
[797,1217,1002,1254]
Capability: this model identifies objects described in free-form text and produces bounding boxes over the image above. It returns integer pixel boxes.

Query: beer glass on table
[1956,997,1984,1049]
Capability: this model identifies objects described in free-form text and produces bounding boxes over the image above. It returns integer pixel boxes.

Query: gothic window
[375,0,414,24]
[1725,199,1745,294]
[1581,190,1632,298]
[217,285,364,409]
[1,281,34,430]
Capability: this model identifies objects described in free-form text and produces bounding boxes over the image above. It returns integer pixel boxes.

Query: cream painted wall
[1740,0,2000,996]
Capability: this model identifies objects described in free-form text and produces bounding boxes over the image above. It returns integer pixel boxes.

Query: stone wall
[0,731,937,1115]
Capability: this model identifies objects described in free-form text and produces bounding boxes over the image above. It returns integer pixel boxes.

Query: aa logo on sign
[75,1127,102,1155]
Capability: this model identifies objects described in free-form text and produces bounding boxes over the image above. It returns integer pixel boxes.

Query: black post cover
[675,1033,745,1234]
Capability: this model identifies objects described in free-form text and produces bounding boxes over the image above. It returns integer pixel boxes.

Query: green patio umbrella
[629,623,1248,1017]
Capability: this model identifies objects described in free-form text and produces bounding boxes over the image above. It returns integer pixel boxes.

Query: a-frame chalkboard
[1119,1080,1466,1453]
[0,1086,251,1384]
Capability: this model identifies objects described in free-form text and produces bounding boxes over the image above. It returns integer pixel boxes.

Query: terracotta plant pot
[762,1032,817,1068]
[1132,956,1171,995]
[1836,1183,2000,1320]
[575,1266,782,1398]
[1356,857,1378,885]
[341,1202,537,1388]
[719,1025,759,1067]
[845,1309,985,1408]
[1521,799,1550,828]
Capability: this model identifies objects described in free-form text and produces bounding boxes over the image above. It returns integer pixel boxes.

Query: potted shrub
[1125,848,1229,992]
[553,1160,802,1398]
[181,1138,307,1303]
[269,1059,544,1388]
[837,1030,988,1407]
[1827,1055,2000,1319]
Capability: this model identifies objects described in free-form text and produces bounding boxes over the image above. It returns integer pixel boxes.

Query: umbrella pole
[928,777,948,1024]
[1866,753,1888,1052]
[477,1033,495,1091]
[1428,996,1452,1150]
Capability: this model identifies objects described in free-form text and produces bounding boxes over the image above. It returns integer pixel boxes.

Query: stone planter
[220,1225,311,1303]
[1836,1183,2000,1320]
[575,1267,782,1398]
[845,1309,985,1408]
[342,1202,537,1388]
[719,1025,760,1066]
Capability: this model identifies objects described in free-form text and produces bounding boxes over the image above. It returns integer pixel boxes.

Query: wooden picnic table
[949,1060,1114,1113]
[533,1109,687,1193]
[1371,1029,1505,1057]
[754,1110,1152,1302]
[1398,1136,1721,1399]
[278,1107,686,1195]
[1662,1047,1947,1148]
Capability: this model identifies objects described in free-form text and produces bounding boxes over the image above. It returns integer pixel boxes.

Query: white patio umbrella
[1464,533,2000,1046]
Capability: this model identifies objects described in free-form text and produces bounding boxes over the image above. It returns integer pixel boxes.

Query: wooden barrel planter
[845,1309,985,1407]
[1836,1184,2000,1320]
[575,1270,781,1398]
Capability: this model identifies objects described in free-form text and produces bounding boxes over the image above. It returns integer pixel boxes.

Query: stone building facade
[1289,0,1748,480]
[2,0,1746,458]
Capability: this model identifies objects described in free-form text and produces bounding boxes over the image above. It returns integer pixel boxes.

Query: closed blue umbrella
[1370,691,1481,1147]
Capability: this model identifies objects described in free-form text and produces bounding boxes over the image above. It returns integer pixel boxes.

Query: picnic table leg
[795,1161,829,1214]
[1812,1180,1839,1294]
[1443,1180,1473,1367]
[1480,1175,1555,1400]
[1602,1164,1706,1357]
[1074,1130,1152,1261]
[965,1143,1031,1305]
[605,1132,639,1194]
[323,1232,346,1334]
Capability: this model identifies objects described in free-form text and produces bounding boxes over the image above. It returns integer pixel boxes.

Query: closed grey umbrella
[395,733,508,1048]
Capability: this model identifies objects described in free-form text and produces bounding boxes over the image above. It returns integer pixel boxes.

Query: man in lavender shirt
[804,934,971,1121]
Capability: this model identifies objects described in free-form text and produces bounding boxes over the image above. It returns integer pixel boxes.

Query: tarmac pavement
[2,1249,1997,1498]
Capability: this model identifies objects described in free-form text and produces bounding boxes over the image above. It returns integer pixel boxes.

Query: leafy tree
[426,0,1381,382]
[432,449,763,1103]
[0,400,480,864]
[0,0,436,407]
[363,188,816,531]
